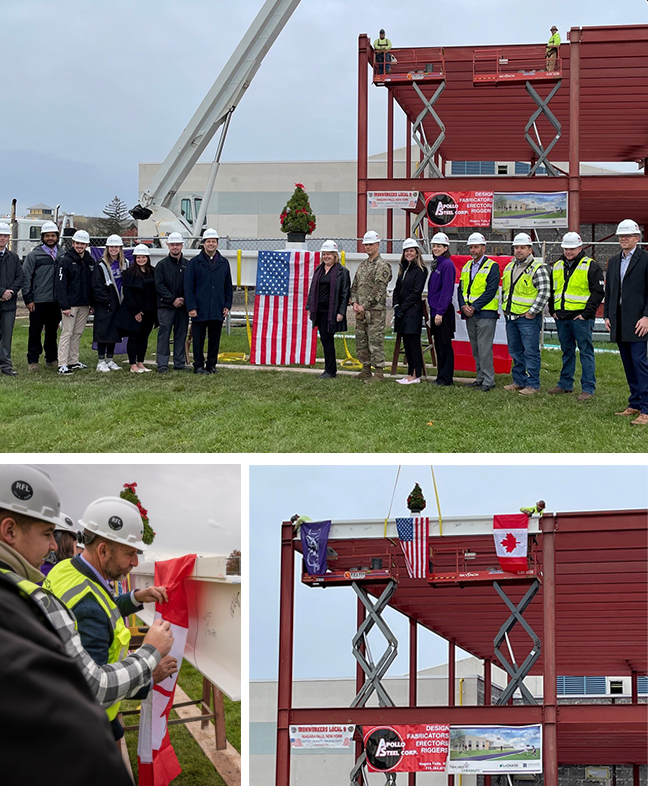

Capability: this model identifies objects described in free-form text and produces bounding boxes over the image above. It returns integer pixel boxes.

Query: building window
[29,226,41,240]
[557,676,607,695]
[497,165,508,175]
[515,162,531,175]
[609,680,624,695]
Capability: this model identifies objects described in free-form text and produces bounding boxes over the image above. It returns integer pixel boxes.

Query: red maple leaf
[500,532,519,553]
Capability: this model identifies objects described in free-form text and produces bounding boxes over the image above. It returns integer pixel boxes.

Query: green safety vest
[547,33,561,48]
[44,560,131,721]
[374,37,391,51]
[0,566,43,599]
[552,257,593,311]
[502,258,544,315]
[460,257,499,312]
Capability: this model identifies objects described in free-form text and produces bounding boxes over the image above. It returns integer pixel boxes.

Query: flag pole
[430,466,443,536]
[384,465,401,536]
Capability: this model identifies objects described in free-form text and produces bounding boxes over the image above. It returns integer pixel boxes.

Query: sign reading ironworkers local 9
[363,724,450,772]
[368,191,420,210]
[290,725,355,749]
[425,192,493,227]
[447,725,543,774]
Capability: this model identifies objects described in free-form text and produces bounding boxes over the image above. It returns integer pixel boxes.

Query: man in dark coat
[154,232,189,373]
[185,228,233,374]
[0,222,24,376]
[604,219,648,425]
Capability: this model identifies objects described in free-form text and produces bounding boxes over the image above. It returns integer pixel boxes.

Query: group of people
[308,220,648,426]
[0,465,175,782]
[0,222,232,376]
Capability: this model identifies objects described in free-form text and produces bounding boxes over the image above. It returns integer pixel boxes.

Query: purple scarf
[308,261,339,330]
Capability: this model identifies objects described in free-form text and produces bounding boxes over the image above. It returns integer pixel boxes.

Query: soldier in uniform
[350,230,393,380]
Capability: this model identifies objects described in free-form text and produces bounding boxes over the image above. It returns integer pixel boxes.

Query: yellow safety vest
[460,257,499,312]
[374,37,391,51]
[44,560,131,721]
[552,257,593,312]
[502,258,544,315]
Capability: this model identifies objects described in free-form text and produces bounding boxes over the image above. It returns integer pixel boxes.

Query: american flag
[395,517,430,578]
[251,250,319,365]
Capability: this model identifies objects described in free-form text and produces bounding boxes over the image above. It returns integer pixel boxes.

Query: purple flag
[300,520,332,575]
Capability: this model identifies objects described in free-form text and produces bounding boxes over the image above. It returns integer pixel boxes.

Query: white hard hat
[79,496,147,551]
[202,228,219,240]
[362,230,381,244]
[0,465,60,527]
[132,244,150,257]
[616,219,641,236]
[72,230,90,245]
[106,234,123,247]
[320,240,339,253]
[56,512,78,534]
[513,232,534,246]
[166,232,184,245]
[561,232,583,249]
[402,238,420,250]
[41,221,59,235]
[0,222,10,235]
[467,232,487,246]
[431,232,450,246]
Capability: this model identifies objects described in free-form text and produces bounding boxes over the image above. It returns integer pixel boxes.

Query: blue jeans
[618,341,648,414]
[555,318,596,394]
[505,314,542,389]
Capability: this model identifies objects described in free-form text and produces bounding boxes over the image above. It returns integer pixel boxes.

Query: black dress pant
[402,333,424,378]
[127,310,157,364]
[430,303,455,385]
[316,311,337,376]
[193,320,223,370]
[27,302,61,364]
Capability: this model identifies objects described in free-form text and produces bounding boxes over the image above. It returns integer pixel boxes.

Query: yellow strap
[340,335,362,370]
[341,250,346,267]
[384,466,401,536]
[237,249,242,287]
[244,285,252,350]
[431,466,442,535]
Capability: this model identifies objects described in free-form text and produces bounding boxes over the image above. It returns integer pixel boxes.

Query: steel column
[354,596,366,786]
[633,765,640,786]
[275,522,296,786]
[409,617,418,786]
[569,27,582,230]
[542,516,558,786]
[631,670,638,704]
[405,117,412,238]
[448,640,455,786]
[387,89,394,252]
[357,34,370,250]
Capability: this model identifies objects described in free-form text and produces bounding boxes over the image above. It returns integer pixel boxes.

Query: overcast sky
[249,463,647,680]
[37,463,240,562]
[3,0,645,215]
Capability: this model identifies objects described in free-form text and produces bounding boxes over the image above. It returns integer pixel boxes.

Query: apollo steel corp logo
[108,515,123,531]
[11,481,33,500]
[365,727,405,771]
[426,193,458,226]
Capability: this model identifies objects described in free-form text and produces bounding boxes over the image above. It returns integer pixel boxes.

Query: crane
[131,0,303,240]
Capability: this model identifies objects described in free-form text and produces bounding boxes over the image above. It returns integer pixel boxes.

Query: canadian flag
[138,554,197,786]
[493,514,529,572]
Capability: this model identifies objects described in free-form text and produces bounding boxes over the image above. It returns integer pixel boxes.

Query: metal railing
[473,47,562,83]
[373,47,445,82]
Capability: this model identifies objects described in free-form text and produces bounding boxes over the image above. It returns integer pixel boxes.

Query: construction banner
[492,192,568,228]
[425,191,493,227]
[368,191,419,210]
[363,724,450,773]
[447,725,543,774]
[290,725,355,749]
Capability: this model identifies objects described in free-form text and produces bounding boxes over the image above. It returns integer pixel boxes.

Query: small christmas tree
[120,482,156,545]
[407,483,426,513]
[226,549,241,575]
[280,183,316,235]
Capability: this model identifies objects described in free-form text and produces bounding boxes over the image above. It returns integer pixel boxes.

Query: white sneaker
[58,365,73,375]
[410,377,421,384]
[106,360,121,371]
[397,377,410,385]
[96,360,110,373]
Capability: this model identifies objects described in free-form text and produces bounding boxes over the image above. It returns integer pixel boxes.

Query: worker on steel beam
[547,232,604,401]
[374,28,392,75]
[501,233,550,395]
[604,219,648,425]
[520,500,546,517]
[458,232,500,391]
[545,26,560,72]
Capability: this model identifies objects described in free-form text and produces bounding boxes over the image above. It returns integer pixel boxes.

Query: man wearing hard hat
[604,219,648,425]
[546,26,560,72]
[0,221,24,376]
[501,233,550,395]
[374,29,392,75]
[458,232,500,391]
[350,231,393,380]
[155,231,190,373]
[22,220,62,371]
[548,232,604,401]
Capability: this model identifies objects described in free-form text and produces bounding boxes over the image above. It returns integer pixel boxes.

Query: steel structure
[357,25,648,243]
[276,510,648,785]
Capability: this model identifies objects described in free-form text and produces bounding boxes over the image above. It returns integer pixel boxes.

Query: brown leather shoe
[631,413,648,426]
[577,392,594,402]
[355,366,372,380]
[548,386,572,394]
[28,363,39,371]
[503,383,524,391]
[518,387,539,396]
[615,407,640,416]
[372,367,385,381]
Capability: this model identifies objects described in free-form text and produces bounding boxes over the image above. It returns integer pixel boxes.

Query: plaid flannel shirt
[506,259,551,320]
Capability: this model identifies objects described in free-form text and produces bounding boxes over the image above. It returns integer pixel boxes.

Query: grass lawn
[1,321,644,452]
[122,659,240,785]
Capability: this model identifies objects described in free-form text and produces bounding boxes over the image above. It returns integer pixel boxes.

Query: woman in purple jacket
[427,231,456,386]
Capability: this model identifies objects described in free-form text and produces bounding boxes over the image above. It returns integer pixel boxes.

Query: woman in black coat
[393,238,429,385]
[306,240,351,379]
[91,247,123,372]
[116,245,158,374]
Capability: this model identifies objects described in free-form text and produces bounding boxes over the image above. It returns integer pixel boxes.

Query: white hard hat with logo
[561,232,583,249]
[202,228,219,240]
[513,232,534,246]
[431,232,450,246]
[402,238,420,250]
[106,234,124,247]
[132,244,150,257]
[41,221,59,235]
[616,219,641,236]
[320,240,339,253]
[79,496,147,551]
[56,512,78,534]
[362,230,381,244]
[167,232,185,245]
[72,230,90,245]
[467,232,487,246]
[0,465,60,526]
[0,222,10,235]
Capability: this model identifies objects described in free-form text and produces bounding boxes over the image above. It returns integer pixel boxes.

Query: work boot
[615,407,640,416]
[355,365,372,380]
[503,383,524,391]
[518,387,539,396]
[372,367,384,381]
[548,387,572,394]
[28,363,39,372]
[577,392,594,402]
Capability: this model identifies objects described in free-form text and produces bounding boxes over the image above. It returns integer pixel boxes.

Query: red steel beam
[448,640,455,786]
[569,27,581,231]
[542,515,558,786]
[290,705,545,725]
[276,522,296,786]
[357,34,370,250]
[409,618,417,786]
[387,88,394,253]
[355,595,366,786]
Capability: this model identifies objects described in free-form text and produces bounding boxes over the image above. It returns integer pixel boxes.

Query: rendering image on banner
[448,725,543,774]
[492,192,568,228]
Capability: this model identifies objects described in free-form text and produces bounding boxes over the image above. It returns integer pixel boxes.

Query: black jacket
[184,250,233,322]
[116,264,158,335]
[154,253,187,308]
[306,261,351,333]
[0,249,24,312]
[393,262,428,334]
[604,246,648,343]
[21,244,60,305]
[549,252,605,320]
[0,571,134,785]
[91,260,122,343]
[56,248,94,310]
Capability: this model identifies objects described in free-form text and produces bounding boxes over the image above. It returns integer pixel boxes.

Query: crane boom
[134,0,303,227]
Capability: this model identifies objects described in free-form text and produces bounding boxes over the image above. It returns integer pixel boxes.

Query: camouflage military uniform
[350,254,393,368]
